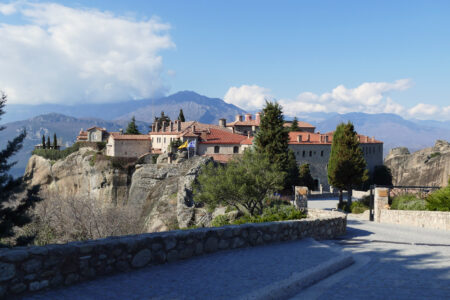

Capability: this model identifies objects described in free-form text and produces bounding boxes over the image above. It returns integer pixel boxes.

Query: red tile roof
[283,121,316,128]
[198,128,248,144]
[240,137,254,145]
[149,132,181,136]
[226,120,260,127]
[86,126,107,132]
[288,132,382,144]
[110,133,151,140]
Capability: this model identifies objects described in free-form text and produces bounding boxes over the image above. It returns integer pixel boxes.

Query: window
[302,151,305,157]
[233,146,239,154]
[309,151,312,157]
[214,146,220,153]
[164,137,166,143]
[321,150,324,157]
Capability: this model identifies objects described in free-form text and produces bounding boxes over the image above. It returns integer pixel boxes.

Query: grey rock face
[385,140,450,187]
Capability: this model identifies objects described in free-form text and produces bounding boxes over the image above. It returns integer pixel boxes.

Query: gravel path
[292,216,450,300]
[23,238,338,300]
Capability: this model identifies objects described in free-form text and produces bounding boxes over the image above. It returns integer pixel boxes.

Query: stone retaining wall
[378,209,450,230]
[0,209,346,298]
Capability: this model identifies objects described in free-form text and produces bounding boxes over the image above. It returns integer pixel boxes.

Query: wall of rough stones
[0,209,346,298]
[378,209,450,230]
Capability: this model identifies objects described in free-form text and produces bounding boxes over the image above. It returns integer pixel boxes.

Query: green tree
[254,101,299,190]
[53,133,58,149]
[327,122,368,206]
[47,136,51,149]
[194,150,285,216]
[42,135,46,149]
[125,116,141,134]
[373,165,393,186]
[290,117,301,132]
[154,111,171,129]
[0,92,41,246]
[298,164,315,190]
[178,109,185,122]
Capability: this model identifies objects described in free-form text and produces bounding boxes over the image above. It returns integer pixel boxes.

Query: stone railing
[0,210,346,298]
[374,187,450,231]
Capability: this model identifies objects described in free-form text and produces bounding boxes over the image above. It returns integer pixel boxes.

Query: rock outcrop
[384,140,450,187]
[24,148,213,232]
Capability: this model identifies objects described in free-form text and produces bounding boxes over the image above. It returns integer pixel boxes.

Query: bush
[426,184,450,211]
[350,201,369,214]
[391,194,426,210]
[337,201,351,213]
[211,215,230,227]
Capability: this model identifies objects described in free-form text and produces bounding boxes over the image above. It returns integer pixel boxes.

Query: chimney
[177,120,181,132]
[247,131,251,138]
[297,135,302,142]
[245,113,252,121]
[232,127,235,134]
[192,125,196,133]
[255,112,261,123]
[371,136,375,142]
[235,114,243,122]
[170,121,174,132]
[155,122,160,132]
[307,133,310,142]
[219,118,226,127]
[163,122,168,132]
[325,135,329,143]
[119,129,123,135]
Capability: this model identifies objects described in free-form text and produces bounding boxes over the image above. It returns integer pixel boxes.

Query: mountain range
[1,90,449,177]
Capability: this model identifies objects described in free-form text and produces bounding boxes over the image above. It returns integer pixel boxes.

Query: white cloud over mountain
[224,79,450,121]
[0,2,174,104]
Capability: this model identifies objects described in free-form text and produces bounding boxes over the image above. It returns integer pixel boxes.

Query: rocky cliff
[384,140,450,187]
[24,148,213,232]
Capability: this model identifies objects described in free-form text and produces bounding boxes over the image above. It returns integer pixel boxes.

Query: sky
[0,0,449,120]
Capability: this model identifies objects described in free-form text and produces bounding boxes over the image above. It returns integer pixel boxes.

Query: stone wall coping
[0,210,346,298]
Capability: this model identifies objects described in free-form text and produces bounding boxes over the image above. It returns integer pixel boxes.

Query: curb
[239,248,354,300]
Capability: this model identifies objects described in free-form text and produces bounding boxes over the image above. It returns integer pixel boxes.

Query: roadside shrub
[426,183,450,211]
[350,201,369,214]
[337,201,351,213]
[211,215,230,227]
[391,194,426,210]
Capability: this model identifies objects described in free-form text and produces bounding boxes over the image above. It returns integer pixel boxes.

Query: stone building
[77,127,110,142]
[106,133,151,158]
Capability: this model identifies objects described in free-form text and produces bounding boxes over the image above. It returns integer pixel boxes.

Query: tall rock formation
[384,140,450,187]
[24,148,213,232]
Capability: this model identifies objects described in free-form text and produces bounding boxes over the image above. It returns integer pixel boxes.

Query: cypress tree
[178,109,185,122]
[254,101,299,190]
[125,116,141,134]
[47,136,51,149]
[53,133,58,149]
[327,122,368,206]
[290,117,301,132]
[298,164,315,190]
[42,135,46,149]
[0,92,41,246]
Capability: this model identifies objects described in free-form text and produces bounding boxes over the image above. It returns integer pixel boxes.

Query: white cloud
[225,80,450,121]
[224,84,274,111]
[0,2,174,104]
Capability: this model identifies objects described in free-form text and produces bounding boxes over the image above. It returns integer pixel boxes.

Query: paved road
[24,239,338,300]
[292,215,450,300]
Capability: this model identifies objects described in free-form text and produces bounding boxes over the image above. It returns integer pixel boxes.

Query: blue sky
[0,0,449,120]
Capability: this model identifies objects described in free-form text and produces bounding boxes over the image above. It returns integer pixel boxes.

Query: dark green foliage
[47,136,51,148]
[391,194,426,210]
[194,149,286,216]
[125,116,140,134]
[298,164,315,190]
[53,133,57,149]
[0,92,41,247]
[290,117,301,132]
[211,204,306,227]
[337,201,352,213]
[373,165,393,186]
[254,101,299,189]
[32,142,81,160]
[169,139,183,149]
[350,201,369,214]
[429,152,441,159]
[327,122,368,205]
[426,181,450,211]
[42,135,46,149]
[154,111,171,129]
[178,109,185,122]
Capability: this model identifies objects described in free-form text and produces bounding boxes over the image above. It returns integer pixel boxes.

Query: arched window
[214,146,220,153]
[233,146,239,154]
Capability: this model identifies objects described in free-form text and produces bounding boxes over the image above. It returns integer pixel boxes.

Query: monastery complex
[77,113,383,190]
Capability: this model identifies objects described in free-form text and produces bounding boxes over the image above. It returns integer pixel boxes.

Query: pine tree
[47,136,51,149]
[53,133,58,149]
[0,92,41,246]
[125,116,141,134]
[178,109,185,122]
[290,117,301,132]
[298,164,315,190]
[327,122,368,206]
[42,135,46,149]
[254,101,299,190]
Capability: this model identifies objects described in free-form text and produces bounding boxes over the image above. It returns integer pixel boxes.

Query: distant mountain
[2,91,246,125]
[116,91,246,124]
[0,113,150,177]
[310,112,450,155]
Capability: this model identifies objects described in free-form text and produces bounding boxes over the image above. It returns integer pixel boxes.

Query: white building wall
[106,138,150,158]
[150,135,180,153]
[197,144,241,155]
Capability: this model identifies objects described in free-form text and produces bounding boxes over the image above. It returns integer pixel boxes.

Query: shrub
[350,201,369,214]
[391,194,426,210]
[426,183,450,211]
[429,152,441,159]
[337,201,351,213]
[211,215,230,227]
